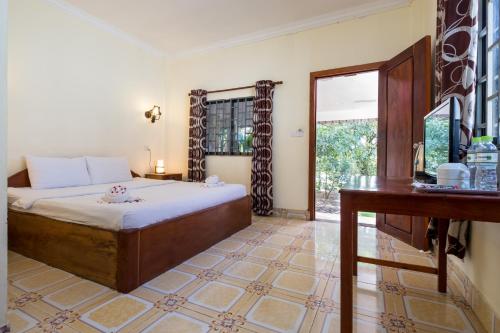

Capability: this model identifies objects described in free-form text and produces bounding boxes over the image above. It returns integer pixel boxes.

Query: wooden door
[377,36,431,250]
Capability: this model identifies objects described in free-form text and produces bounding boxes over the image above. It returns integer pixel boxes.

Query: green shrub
[316,119,377,198]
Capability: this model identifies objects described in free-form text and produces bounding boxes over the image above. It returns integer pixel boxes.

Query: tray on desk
[413,183,500,196]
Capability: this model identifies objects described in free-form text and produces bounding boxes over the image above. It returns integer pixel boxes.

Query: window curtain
[188,89,208,182]
[430,0,478,259]
[251,80,275,215]
[435,0,478,157]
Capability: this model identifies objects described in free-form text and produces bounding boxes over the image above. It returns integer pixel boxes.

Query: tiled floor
[7,216,486,333]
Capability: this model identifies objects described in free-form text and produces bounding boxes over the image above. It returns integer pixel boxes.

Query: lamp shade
[155,160,165,174]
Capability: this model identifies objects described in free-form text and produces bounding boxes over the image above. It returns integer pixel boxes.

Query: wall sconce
[145,105,161,123]
[155,160,165,174]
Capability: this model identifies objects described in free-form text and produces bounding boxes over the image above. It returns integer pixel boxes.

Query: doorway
[309,37,431,251]
[309,63,383,223]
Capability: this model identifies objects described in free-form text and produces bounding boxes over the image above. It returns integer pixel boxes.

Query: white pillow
[85,156,132,185]
[26,156,91,189]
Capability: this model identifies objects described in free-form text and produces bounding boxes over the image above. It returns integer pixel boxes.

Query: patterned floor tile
[246,295,307,333]
[404,296,474,332]
[13,268,73,292]
[8,252,25,263]
[272,270,319,296]
[356,263,379,285]
[277,225,304,236]
[265,234,295,246]
[397,270,438,293]
[224,261,268,281]
[250,222,274,232]
[394,253,435,268]
[6,309,38,333]
[43,280,108,310]
[213,239,246,252]
[142,312,210,333]
[8,258,45,277]
[248,245,282,260]
[185,253,225,269]
[144,269,196,294]
[322,312,386,333]
[302,239,318,252]
[6,216,486,333]
[332,279,385,315]
[37,309,80,332]
[188,281,245,312]
[80,295,153,332]
[290,252,327,271]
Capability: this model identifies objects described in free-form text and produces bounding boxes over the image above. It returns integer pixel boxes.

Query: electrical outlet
[290,129,304,137]
[145,146,151,152]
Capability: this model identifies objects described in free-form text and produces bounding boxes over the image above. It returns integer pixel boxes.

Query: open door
[377,36,431,250]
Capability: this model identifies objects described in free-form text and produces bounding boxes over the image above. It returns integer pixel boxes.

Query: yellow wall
[165,0,435,210]
[7,0,166,175]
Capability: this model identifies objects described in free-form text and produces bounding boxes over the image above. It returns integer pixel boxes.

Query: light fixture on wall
[155,160,165,174]
[145,105,161,123]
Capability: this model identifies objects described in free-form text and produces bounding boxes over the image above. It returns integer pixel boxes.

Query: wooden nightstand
[145,173,182,181]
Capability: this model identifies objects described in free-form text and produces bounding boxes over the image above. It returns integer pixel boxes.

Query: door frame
[308,62,385,221]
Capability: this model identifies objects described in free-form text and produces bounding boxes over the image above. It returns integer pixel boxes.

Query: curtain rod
[188,81,283,96]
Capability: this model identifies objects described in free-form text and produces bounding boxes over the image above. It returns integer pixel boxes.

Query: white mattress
[8,178,247,230]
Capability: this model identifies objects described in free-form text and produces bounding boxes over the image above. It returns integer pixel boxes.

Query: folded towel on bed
[203,175,224,188]
[102,185,141,203]
[202,181,225,188]
[205,175,220,184]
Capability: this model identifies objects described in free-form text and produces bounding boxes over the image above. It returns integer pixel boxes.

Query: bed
[7,169,251,293]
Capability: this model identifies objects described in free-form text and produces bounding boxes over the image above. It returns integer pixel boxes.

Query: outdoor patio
[315,191,375,224]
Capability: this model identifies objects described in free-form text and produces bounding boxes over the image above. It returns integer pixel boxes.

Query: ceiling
[57,0,410,57]
[316,71,378,122]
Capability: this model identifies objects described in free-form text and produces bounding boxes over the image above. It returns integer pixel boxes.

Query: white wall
[454,222,500,316]
[165,0,436,210]
[7,0,167,176]
[0,0,7,329]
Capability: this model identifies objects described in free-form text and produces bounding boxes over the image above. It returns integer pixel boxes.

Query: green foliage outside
[424,115,449,174]
[316,119,377,198]
[359,211,376,218]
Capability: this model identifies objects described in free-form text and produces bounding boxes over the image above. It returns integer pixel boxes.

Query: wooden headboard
[8,169,141,188]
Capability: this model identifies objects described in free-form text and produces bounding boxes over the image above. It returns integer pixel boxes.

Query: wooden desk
[339,177,500,333]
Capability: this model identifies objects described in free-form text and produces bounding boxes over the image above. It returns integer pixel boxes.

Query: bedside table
[145,173,182,181]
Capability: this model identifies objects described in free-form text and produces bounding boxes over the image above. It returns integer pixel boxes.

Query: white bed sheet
[8,178,247,230]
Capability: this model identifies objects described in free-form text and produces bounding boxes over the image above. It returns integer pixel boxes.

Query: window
[476,0,500,137]
[206,97,254,155]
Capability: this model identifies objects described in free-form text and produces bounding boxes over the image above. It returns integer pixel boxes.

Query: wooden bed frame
[7,169,251,293]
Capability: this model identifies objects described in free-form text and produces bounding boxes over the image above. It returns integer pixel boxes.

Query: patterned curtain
[431,0,478,259]
[435,0,478,158]
[188,89,207,182]
[251,80,275,215]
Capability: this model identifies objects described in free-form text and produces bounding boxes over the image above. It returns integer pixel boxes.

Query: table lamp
[155,160,165,174]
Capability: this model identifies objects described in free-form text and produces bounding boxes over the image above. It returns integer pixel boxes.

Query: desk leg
[353,212,358,276]
[438,218,450,293]
[340,194,354,333]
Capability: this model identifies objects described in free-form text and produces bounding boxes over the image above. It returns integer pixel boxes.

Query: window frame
[476,0,500,138]
[206,96,254,156]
